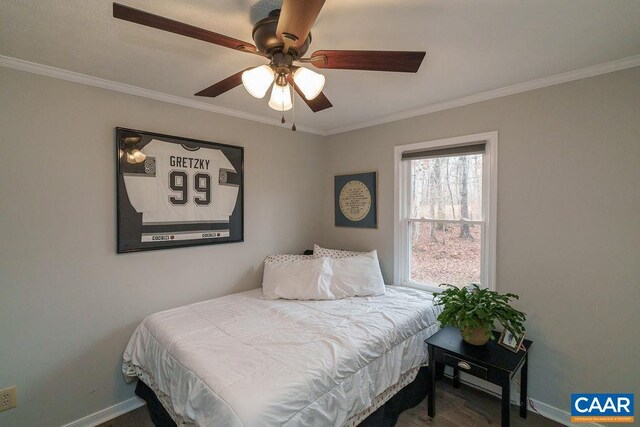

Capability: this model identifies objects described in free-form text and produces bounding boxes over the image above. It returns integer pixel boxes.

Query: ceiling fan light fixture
[241,65,275,98]
[126,151,138,164]
[293,67,325,100]
[126,148,146,164]
[114,2,426,117]
[132,148,146,163]
[268,82,293,111]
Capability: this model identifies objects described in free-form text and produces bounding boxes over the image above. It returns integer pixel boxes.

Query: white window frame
[393,132,498,292]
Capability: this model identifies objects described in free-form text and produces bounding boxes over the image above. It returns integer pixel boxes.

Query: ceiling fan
[113,1,425,122]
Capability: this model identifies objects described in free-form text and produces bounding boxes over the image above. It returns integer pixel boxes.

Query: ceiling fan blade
[113,3,258,54]
[310,50,426,73]
[194,69,252,98]
[287,74,332,112]
[276,0,326,50]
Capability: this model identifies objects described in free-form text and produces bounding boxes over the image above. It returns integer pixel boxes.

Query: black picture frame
[334,172,377,228]
[116,127,244,253]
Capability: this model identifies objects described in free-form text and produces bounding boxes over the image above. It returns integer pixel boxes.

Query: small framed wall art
[334,172,377,228]
[116,127,244,253]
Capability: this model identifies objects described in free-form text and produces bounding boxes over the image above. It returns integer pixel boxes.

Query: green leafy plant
[434,284,526,340]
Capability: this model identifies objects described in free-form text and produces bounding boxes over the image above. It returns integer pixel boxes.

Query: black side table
[426,326,533,427]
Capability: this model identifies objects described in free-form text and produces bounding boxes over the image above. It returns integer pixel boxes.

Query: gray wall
[320,67,640,413]
[1,64,639,426]
[0,67,326,427]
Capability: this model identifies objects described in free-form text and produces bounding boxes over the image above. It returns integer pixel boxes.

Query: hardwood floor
[99,405,154,427]
[396,380,561,426]
[99,380,561,427]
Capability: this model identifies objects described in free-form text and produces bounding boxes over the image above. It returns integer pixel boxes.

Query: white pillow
[329,250,386,297]
[262,257,334,300]
[313,244,367,259]
[265,254,313,263]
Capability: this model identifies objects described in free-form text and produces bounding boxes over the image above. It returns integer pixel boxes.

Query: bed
[123,285,441,426]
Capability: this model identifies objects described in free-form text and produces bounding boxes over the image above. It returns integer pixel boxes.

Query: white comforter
[123,286,440,426]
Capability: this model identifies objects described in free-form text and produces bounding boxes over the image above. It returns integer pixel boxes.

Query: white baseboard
[447,372,603,427]
[62,396,146,427]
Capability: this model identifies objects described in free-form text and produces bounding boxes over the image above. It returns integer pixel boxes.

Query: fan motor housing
[252,9,311,57]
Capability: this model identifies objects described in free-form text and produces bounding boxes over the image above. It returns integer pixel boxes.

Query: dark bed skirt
[134,367,430,427]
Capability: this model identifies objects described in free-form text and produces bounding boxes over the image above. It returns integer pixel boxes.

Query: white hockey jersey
[123,139,239,225]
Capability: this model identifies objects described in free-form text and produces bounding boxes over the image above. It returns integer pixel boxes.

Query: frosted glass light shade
[293,67,325,100]
[132,149,146,163]
[242,65,275,98]
[126,149,146,164]
[268,83,293,111]
[126,151,137,164]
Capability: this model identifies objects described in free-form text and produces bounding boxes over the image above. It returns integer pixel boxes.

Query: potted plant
[434,284,526,346]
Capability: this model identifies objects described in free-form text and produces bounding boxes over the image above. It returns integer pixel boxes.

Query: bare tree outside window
[459,155,472,238]
[409,154,483,287]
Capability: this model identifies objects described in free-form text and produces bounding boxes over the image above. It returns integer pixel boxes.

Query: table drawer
[444,353,488,379]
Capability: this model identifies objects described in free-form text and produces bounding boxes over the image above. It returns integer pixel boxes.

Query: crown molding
[0,55,327,136]
[325,54,640,136]
[2,54,639,138]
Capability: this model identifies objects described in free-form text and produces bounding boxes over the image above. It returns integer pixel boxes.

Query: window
[394,132,497,292]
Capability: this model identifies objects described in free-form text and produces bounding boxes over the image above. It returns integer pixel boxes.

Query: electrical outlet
[0,386,16,412]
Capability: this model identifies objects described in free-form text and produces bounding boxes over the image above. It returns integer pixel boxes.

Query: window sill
[397,281,442,295]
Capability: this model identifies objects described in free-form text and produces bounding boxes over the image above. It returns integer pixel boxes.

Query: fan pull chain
[281,84,286,124]
[291,83,296,131]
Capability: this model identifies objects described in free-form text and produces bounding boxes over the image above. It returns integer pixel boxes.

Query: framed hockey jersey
[116,127,244,253]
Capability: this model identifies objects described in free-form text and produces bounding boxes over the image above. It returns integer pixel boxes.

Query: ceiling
[1,0,640,134]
